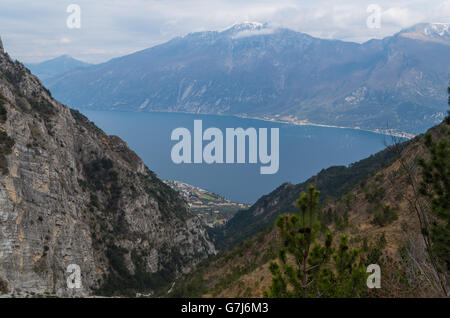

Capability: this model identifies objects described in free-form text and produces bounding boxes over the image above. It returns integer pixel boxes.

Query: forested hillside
[171,118,449,298]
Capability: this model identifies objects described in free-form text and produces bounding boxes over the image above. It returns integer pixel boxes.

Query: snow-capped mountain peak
[219,22,275,38]
[221,21,267,33]
[399,22,450,44]
[427,23,450,36]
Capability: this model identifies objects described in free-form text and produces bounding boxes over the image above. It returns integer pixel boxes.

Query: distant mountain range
[45,22,450,134]
[26,55,91,82]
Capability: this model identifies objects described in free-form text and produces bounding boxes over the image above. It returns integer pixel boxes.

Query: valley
[0,10,448,299]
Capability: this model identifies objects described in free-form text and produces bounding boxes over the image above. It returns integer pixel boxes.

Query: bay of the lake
[82,110,395,203]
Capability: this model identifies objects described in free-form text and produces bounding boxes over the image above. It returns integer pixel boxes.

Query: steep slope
[173,121,448,297]
[25,55,91,84]
[210,140,408,250]
[47,22,450,134]
[0,39,214,297]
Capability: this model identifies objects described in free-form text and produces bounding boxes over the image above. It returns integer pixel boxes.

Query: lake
[82,110,394,203]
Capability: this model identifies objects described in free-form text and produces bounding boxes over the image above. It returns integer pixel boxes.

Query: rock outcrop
[0,42,214,297]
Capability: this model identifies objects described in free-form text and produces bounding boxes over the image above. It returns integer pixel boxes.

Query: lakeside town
[237,113,417,139]
[156,110,416,139]
[164,180,251,227]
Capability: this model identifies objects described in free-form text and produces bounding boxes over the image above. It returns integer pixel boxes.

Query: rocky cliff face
[0,42,214,297]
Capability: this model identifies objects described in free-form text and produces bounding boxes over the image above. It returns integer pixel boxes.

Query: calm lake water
[82,110,393,203]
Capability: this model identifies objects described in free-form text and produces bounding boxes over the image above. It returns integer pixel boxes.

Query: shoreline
[234,114,416,139]
[82,108,416,139]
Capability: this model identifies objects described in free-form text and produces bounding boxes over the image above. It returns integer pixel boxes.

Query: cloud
[0,0,448,63]
[60,37,71,44]
[232,28,275,39]
[382,7,424,28]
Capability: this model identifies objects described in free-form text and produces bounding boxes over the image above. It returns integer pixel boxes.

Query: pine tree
[264,184,367,298]
[417,86,450,272]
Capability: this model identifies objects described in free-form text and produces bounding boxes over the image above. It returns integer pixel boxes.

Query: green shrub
[371,205,398,227]
[363,233,387,264]
[0,277,9,294]
[95,245,175,297]
[0,94,7,122]
[364,184,385,203]
[265,185,368,298]
[0,131,14,174]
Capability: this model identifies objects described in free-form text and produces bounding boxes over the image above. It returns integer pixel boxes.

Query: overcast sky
[1,0,449,64]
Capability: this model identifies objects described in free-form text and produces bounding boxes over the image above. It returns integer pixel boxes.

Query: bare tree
[383,128,448,296]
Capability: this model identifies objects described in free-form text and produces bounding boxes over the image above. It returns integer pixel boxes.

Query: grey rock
[0,43,215,297]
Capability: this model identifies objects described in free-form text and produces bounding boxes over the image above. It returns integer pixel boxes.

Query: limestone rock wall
[0,45,214,296]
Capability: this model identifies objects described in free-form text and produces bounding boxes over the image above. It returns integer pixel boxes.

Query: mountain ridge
[398,22,450,44]
[25,55,92,84]
[209,135,410,250]
[46,22,450,134]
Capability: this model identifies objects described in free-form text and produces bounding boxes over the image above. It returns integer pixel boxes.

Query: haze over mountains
[25,55,91,82]
[44,22,450,134]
